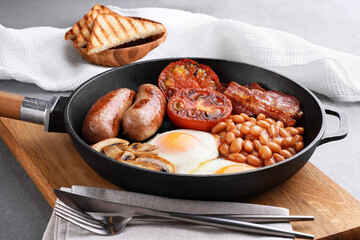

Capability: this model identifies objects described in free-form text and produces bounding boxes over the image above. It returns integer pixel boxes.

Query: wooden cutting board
[1,117,359,240]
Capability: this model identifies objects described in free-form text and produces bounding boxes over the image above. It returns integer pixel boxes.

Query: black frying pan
[0,58,348,200]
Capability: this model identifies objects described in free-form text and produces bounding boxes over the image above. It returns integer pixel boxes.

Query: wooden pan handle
[0,91,25,120]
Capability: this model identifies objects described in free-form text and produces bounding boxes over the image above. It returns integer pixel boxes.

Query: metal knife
[54,189,314,239]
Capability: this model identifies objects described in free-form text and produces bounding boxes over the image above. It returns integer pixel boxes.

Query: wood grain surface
[0,117,359,240]
[0,91,24,119]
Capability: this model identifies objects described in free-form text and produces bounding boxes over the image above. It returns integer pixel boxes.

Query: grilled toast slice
[73,6,114,47]
[64,4,110,40]
[86,13,166,55]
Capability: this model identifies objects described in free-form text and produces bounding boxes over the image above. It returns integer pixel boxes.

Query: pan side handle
[319,106,348,145]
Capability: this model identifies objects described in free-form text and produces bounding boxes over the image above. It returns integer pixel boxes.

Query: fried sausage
[82,88,136,144]
[122,84,166,141]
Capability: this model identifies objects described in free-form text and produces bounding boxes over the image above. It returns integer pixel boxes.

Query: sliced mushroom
[126,142,159,157]
[91,138,129,152]
[116,150,136,161]
[102,145,124,159]
[135,155,175,173]
[119,160,160,171]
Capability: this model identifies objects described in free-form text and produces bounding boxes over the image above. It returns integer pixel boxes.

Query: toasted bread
[86,13,166,55]
[64,4,109,40]
[73,6,114,47]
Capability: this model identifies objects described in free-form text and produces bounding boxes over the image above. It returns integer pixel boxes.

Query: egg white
[147,129,219,174]
[190,158,256,175]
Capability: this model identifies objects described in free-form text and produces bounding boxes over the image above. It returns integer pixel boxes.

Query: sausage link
[122,84,166,141]
[82,89,135,144]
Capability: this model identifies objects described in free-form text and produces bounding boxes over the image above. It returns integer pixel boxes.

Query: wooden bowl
[72,18,167,67]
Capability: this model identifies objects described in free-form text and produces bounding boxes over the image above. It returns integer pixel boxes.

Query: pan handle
[0,91,24,120]
[319,106,348,145]
[0,91,65,132]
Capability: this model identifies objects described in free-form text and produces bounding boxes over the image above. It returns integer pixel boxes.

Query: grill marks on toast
[127,18,138,35]
[86,13,165,55]
[95,22,105,47]
[75,22,91,45]
[65,4,105,40]
[73,6,113,47]
[114,16,128,38]
[65,4,166,55]
[140,21,148,31]
[65,14,88,40]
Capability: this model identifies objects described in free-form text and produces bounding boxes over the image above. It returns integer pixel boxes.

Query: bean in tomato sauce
[212,113,304,167]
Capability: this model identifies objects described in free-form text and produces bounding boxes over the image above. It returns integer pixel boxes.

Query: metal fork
[55,201,131,235]
[54,201,314,238]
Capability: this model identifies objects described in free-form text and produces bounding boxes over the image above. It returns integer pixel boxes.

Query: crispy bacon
[223,82,303,126]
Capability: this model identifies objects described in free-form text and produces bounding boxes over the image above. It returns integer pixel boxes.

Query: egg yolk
[215,164,256,174]
[156,132,199,153]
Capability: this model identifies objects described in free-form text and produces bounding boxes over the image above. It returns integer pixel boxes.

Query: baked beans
[295,141,304,151]
[231,129,241,138]
[268,142,281,153]
[230,138,243,153]
[243,139,254,152]
[212,113,304,168]
[211,122,226,134]
[259,133,270,145]
[219,143,230,156]
[273,153,285,162]
[253,140,262,151]
[240,125,250,135]
[257,113,266,121]
[246,155,262,166]
[218,130,227,138]
[267,125,278,138]
[264,158,276,166]
[225,119,235,132]
[240,113,250,121]
[228,153,247,163]
[279,127,291,138]
[250,125,263,136]
[225,132,236,144]
[280,149,293,159]
[259,146,272,160]
[296,127,305,135]
[265,118,276,125]
[231,115,245,123]
[257,120,270,129]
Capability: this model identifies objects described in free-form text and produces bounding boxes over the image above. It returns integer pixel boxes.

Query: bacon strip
[223,82,303,126]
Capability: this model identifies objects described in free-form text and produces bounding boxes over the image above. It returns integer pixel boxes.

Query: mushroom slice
[92,138,129,152]
[126,142,159,157]
[116,150,136,161]
[135,155,175,173]
[119,160,160,171]
[102,146,124,159]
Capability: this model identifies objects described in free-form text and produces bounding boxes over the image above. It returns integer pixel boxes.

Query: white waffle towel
[0,6,359,101]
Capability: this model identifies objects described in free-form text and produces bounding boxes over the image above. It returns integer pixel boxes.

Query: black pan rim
[64,57,326,178]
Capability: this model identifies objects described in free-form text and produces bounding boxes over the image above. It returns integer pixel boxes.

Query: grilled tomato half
[158,59,221,99]
[167,88,232,131]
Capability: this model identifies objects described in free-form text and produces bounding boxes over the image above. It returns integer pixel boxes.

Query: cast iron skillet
[0,58,348,200]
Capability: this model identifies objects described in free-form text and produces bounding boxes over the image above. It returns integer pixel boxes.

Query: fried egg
[147,129,219,174]
[190,158,256,175]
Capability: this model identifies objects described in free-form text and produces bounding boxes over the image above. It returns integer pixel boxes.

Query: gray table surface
[1,0,359,239]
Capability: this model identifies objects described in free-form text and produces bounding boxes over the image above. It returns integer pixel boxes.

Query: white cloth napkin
[42,186,294,240]
[0,6,360,101]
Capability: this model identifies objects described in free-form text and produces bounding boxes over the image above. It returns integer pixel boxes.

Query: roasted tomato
[158,59,221,99]
[167,88,232,131]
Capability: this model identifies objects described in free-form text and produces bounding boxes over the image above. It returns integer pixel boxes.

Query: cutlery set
[54,189,314,239]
